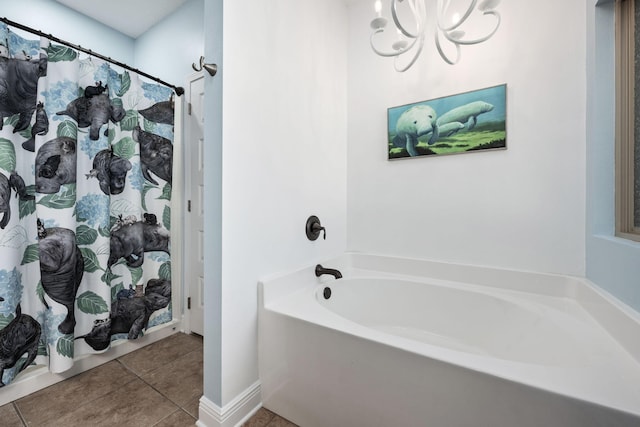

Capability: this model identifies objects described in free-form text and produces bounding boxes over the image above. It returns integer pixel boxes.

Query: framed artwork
[388,84,507,159]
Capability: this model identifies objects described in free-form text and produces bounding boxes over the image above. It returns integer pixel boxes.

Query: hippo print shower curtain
[0,24,174,386]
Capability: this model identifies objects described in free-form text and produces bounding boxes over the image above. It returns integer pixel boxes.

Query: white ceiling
[54,0,188,38]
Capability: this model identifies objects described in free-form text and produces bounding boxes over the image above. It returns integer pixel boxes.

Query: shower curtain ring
[192,56,217,77]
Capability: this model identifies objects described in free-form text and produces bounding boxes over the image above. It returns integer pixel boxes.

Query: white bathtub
[258,254,640,427]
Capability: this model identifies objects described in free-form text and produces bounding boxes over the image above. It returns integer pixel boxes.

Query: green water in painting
[388,122,506,158]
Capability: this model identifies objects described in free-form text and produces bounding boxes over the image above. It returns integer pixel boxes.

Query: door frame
[182,71,205,334]
[169,80,185,333]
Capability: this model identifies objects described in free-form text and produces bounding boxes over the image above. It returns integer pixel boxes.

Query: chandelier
[370,0,501,71]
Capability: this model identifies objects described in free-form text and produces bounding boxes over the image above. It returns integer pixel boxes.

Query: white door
[185,73,205,335]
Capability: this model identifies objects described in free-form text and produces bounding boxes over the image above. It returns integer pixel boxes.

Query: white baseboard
[197,381,262,427]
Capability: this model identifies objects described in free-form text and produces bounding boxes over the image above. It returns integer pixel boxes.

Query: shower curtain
[0,24,174,386]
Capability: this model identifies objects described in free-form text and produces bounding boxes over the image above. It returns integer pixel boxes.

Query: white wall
[217,0,348,406]
[202,1,640,421]
[346,0,587,276]
[0,0,134,63]
[208,0,593,414]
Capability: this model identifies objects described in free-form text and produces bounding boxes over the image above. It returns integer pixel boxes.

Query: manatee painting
[436,101,494,130]
[437,122,466,137]
[392,105,439,157]
[38,220,84,334]
[0,298,41,386]
[56,92,125,140]
[388,84,507,159]
[0,55,47,132]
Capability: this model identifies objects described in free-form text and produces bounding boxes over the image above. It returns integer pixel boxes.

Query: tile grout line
[12,401,28,427]
[114,355,200,417]
[25,364,142,425]
[150,407,194,427]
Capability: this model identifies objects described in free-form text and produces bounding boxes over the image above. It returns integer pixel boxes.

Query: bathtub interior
[316,277,627,366]
[258,253,640,419]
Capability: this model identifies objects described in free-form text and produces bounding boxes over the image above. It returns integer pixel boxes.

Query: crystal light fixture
[370,0,501,71]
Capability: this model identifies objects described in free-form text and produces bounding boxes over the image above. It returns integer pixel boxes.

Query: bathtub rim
[259,252,640,366]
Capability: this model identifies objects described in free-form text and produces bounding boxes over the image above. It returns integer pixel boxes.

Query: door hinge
[188,103,192,115]
[187,297,191,310]
[187,200,191,212]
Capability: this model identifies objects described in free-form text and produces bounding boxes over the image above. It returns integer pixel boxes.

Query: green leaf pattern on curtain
[0,23,174,386]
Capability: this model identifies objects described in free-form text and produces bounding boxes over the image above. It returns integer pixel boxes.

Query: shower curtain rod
[0,16,185,96]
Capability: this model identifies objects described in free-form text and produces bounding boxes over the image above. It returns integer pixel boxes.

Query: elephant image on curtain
[0,23,175,386]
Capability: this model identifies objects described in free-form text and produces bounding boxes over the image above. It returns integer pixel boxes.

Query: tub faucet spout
[315,264,342,280]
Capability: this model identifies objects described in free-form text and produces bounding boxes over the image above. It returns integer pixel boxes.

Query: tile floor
[1,332,296,427]
[242,407,298,427]
[3,332,202,426]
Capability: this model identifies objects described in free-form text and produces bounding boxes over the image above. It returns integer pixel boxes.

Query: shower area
[0,0,201,400]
